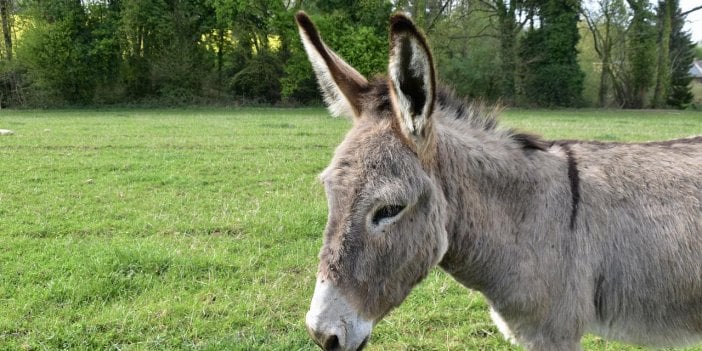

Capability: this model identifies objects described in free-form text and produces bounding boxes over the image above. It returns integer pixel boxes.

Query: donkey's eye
[372,205,405,225]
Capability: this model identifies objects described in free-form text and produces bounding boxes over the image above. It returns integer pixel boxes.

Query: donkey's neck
[434,120,572,294]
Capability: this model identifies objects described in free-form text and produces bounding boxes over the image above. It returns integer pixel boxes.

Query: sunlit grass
[0,108,700,350]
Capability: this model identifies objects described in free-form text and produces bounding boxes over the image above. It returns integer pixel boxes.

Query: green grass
[0,108,701,350]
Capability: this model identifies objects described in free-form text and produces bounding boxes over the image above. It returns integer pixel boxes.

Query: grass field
[1,108,701,351]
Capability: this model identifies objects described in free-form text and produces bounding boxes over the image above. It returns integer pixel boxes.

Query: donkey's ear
[295,12,369,119]
[388,14,437,157]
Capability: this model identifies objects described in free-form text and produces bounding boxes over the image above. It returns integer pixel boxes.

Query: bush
[229,52,283,103]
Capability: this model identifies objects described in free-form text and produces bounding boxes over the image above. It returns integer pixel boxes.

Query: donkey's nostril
[306,324,325,349]
[323,334,340,350]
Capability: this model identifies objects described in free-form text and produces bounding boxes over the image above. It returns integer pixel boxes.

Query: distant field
[1,108,701,351]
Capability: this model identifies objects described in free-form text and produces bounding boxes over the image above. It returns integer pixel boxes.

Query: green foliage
[1,109,701,349]
[0,0,692,108]
[622,0,657,108]
[651,0,673,108]
[434,35,502,101]
[577,22,600,107]
[280,48,319,104]
[0,58,26,107]
[430,2,502,101]
[281,7,390,104]
[519,0,584,107]
[3,0,398,107]
[15,3,96,105]
[666,0,695,109]
[230,52,283,102]
[579,0,631,108]
[118,0,215,103]
[328,25,387,78]
[86,2,123,104]
[313,0,392,32]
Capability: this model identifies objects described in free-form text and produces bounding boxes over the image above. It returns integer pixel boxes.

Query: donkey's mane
[364,77,549,151]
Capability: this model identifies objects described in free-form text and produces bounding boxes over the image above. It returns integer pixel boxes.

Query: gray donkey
[296,11,702,351]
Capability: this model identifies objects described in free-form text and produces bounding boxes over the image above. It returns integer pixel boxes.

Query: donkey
[296,11,702,351]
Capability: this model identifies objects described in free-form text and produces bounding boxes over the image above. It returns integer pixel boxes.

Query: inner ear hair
[389,13,436,119]
[396,37,429,122]
[387,13,438,164]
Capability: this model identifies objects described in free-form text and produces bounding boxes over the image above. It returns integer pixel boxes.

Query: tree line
[0,0,699,108]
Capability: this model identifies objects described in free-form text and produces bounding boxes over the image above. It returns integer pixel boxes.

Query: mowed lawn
[0,108,701,351]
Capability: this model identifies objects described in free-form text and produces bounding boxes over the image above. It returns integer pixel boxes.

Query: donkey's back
[566,136,702,347]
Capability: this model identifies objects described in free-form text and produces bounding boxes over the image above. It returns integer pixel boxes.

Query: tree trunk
[652,0,672,108]
[217,27,224,84]
[498,0,517,105]
[0,0,12,61]
[598,50,611,107]
[598,2,616,108]
[493,0,520,105]
[625,0,656,108]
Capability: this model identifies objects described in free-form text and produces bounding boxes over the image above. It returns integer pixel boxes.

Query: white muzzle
[305,277,373,350]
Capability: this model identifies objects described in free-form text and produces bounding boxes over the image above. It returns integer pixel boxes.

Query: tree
[470,0,522,104]
[427,1,502,101]
[16,0,98,105]
[0,0,12,61]
[666,0,695,108]
[458,0,539,105]
[119,0,178,99]
[0,0,22,108]
[85,0,122,103]
[651,0,673,108]
[394,0,453,31]
[520,0,584,107]
[616,0,656,108]
[282,1,391,103]
[581,0,628,107]
[153,0,214,102]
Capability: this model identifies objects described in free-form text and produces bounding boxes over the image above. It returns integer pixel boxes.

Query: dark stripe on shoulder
[561,143,580,230]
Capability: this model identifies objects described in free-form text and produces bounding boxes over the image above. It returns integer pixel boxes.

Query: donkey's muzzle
[306,324,339,350]
[305,277,373,351]
[306,323,369,351]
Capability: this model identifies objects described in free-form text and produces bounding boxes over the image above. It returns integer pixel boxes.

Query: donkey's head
[297,12,449,350]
